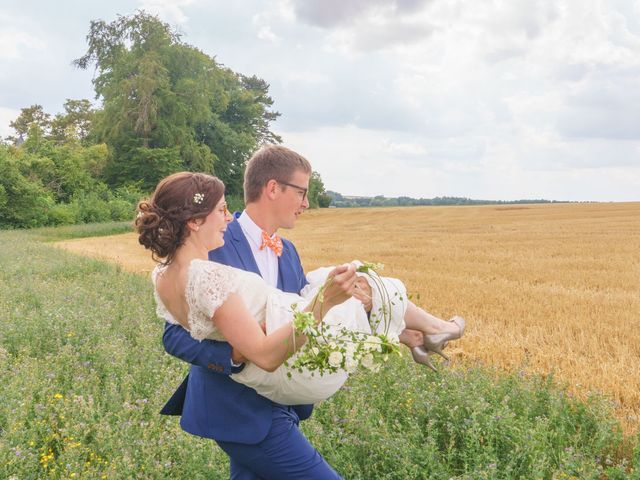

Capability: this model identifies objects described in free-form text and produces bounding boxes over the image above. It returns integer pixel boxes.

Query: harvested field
[55,202,640,434]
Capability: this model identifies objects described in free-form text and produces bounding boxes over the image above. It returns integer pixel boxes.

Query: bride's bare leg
[403,302,459,336]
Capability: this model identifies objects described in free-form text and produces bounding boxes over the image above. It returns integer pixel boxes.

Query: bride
[137,172,465,405]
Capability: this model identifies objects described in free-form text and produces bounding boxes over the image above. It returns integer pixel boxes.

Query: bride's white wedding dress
[153,259,407,405]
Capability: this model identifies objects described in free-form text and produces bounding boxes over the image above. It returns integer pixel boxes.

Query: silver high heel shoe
[422,316,466,362]
[410,346,437,372]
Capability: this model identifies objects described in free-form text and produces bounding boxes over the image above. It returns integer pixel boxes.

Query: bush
[47,203,79,225]
[108,198,135,221]
[225,194,245,214]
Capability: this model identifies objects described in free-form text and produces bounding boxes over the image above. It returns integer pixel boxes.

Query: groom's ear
[264,179,279,200]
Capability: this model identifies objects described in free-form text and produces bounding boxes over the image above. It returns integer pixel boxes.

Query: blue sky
[1,0,639,201]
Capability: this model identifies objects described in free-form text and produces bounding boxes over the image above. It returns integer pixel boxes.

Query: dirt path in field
[55,232,156,274]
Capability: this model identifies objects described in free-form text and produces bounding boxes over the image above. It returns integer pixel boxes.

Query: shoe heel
[411,346,437,372]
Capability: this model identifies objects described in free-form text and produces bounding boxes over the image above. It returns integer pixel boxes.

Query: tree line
[327,191,563,208]
[0,12,329,229]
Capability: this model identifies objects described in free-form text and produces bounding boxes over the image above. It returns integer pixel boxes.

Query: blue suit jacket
[160,214,312,444]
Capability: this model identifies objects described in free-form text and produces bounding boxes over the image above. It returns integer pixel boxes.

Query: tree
[308,171,332,208]
[74,11,281,189]
[7,105,51,145]
[0,146,55,227]
[49,99,96,145]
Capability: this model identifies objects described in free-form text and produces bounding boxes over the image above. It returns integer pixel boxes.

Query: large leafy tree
[49,99,96,145]
[74,11,281,192]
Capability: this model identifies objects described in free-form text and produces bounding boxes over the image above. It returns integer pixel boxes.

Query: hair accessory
[193,193,205,204]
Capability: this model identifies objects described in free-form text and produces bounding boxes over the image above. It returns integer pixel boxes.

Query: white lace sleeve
[187,260,239,341]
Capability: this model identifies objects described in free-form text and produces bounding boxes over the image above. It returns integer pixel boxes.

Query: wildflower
[193,193,205,204]
[53,393,63,400]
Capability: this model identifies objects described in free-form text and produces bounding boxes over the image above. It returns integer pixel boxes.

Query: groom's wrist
[230,358,245,373]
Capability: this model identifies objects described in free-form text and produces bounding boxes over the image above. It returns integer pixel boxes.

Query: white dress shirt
[237,210,279,288]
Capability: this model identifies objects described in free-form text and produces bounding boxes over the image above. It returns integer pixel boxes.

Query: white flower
[328,351,343,367]
[364,335,382,352]
[361,353,375,369]
[193,192,205,204]
[311,347,320,356]
[345,358,358,373]
[304,325,318,336]
[345,343,357,357]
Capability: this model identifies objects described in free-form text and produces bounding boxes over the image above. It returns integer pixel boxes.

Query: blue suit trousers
[217,405,342,480]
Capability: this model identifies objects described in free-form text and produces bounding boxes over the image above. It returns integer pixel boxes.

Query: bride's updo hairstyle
[135,172,225,265]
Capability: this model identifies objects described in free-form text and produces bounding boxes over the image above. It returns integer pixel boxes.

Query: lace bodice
[152,259,270,341]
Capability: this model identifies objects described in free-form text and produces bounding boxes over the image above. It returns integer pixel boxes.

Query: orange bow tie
[260,230,283,257]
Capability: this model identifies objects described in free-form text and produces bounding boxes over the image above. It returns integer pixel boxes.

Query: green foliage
[103,146,183,191]
[74,11,280,192]
[0,12,327,228]
[7,104,51,143]
[49,99,96,145]
[0,228,636,478]
[0,146,55,228]
[224,194,245,214]
[308,171,332,208]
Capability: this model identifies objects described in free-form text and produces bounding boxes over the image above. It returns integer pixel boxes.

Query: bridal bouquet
[285,262,401,376]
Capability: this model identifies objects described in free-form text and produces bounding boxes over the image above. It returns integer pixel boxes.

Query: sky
[1,0,639,201]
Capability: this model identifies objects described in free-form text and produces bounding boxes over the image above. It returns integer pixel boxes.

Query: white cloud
[137,0,198,25]
[0,30,45,60]
[1,0,639,200]
[256,24,280,43]
[0,10,46,60]
[382,139,426,156]
[0,107,19,138]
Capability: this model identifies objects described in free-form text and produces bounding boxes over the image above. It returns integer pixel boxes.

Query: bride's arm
[213,264,356,372]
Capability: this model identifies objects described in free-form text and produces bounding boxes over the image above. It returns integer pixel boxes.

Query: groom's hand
[352,277,373,312]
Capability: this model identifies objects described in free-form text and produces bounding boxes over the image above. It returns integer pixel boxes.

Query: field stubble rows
[56,202,640,435]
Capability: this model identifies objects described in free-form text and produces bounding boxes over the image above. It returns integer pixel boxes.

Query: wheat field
[55,202,640,434]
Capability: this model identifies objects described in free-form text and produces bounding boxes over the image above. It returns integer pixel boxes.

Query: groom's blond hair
[244,144,312,204]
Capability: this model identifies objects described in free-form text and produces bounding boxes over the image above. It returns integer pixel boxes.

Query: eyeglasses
[278,181,308,201]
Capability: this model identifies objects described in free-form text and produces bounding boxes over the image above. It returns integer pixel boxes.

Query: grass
[56,203,640,436]
[22,221,133,243]
[1,222,639,478]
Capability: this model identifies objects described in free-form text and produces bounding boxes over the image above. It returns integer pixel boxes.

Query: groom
[161,145,342,479]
